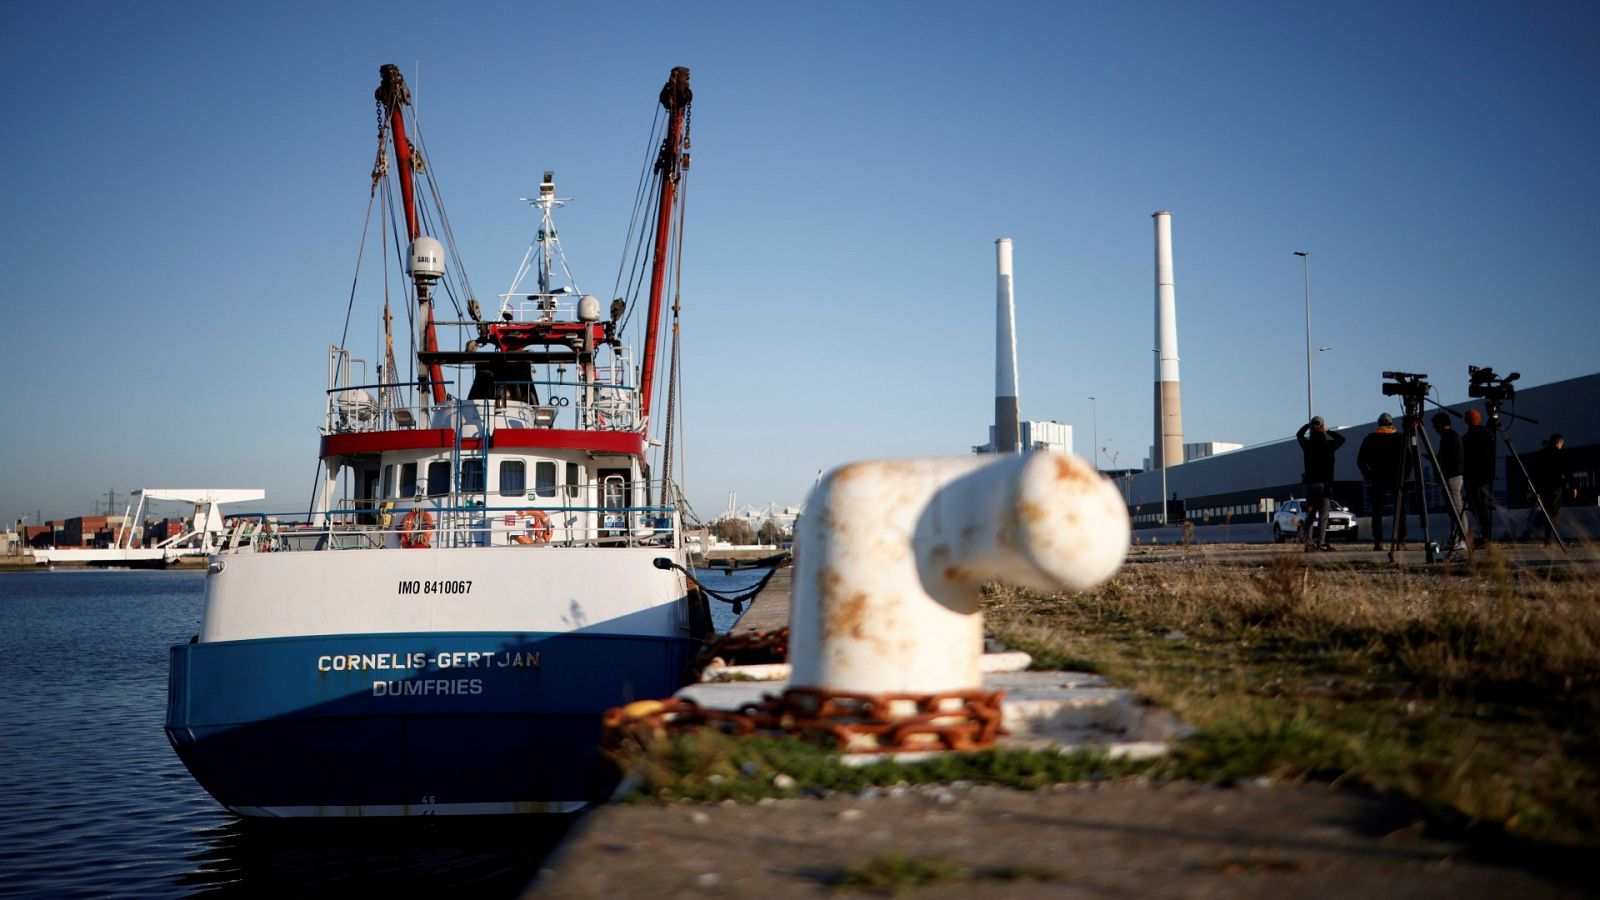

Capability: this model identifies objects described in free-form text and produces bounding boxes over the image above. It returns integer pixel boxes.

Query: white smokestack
[995,237,1020,454]
[1152,212,1184,469]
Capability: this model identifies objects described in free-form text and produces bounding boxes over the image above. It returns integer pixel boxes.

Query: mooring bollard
[790,452,1129,697]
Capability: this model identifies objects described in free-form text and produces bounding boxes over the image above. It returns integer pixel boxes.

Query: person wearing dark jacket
[1297,416,1346,550]
[1520,434,1574,545]
[1357,412,1404,551]
[1431,412,1465,550]
[1462,408,1496,543]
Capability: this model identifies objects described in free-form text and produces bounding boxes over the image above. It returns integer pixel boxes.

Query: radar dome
[409,236,445,280]
[578,295,601,322]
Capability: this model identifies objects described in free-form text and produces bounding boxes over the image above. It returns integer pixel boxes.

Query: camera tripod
[1483,400,1566,552]
[1387,393,1473,563]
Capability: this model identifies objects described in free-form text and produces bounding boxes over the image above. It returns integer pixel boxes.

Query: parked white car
[1272,498,1358,543]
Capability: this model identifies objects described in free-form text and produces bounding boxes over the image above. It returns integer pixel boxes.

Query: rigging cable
[661,152,690,513]
[616,176,662,336]
[302,458,325,526]
[377,166,401,413]
[612,105,666,321]
[337,189,381,380]
[671,123,691,510]
[382,178,419,395]
[410,107,477,322]
[338,106,393,352]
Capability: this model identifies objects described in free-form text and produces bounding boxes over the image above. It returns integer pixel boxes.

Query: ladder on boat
[450,397,494,547]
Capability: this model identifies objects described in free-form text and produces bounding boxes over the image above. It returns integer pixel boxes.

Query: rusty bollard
[790,453,1129,701]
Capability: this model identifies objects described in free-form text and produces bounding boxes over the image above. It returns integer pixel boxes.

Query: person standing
[1357,412,1404,551]
[1297,416,1346,550]
[1430,412,1465,551]
[1521,434,1574,545]
[1462,408,1497,544]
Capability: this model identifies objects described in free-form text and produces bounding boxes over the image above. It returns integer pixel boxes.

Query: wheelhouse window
[426,460,450,497]
[566,463,581,500]
[400,462,419,498]
[460,458,485,493]
[500,460,527,497]
[602,474,626,532]
[380,464,395,500]
[535,461,558,499]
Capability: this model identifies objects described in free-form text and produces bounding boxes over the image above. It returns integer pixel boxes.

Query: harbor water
[0,566,759,897]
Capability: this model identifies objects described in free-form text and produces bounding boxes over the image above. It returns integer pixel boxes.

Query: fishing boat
[165,65,705,817]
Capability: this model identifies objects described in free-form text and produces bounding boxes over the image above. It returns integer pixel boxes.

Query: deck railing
[220,502,680,554]
[325,344,640,435]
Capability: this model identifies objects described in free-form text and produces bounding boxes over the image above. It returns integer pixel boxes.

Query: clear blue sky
[3,1,1597,524]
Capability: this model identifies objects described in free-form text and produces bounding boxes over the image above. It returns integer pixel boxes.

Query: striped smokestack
[1152,212,1184,469]
[995,237,1020,454]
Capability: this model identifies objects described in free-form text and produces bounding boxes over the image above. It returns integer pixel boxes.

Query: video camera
[1381,371,1430,402]
[1468,365,1519,403]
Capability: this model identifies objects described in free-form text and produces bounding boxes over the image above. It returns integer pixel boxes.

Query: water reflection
[175,814,579,894]
[693,566,772,633]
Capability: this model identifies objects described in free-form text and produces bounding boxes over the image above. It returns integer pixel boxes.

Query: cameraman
[1431,412,1466,551]
[1297,416,1346,551]
[1357,412,1403,551]
[1462,409,1496,544]
[1520,434,1574,546]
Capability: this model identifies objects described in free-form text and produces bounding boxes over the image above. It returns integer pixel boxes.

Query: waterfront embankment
[0,555,206,572]
[535,544,1597,897]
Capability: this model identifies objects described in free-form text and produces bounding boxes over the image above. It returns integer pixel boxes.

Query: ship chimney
[1152,212,1184,469]
[994,237,1021,454]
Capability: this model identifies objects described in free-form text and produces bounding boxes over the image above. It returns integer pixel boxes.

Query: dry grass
[982,545,1600,847]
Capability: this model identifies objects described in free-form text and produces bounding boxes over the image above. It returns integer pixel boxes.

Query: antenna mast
[377,64,447,405]
[637,67,692,428]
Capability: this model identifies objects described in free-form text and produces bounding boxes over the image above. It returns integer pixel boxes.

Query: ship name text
[315,650,541,672]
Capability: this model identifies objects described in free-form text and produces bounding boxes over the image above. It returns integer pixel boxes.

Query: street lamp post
[1110,449,1128,507]
[1294,250,1313,421]
[1088,396,1099,471]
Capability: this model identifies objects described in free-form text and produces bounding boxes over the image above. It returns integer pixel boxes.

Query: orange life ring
[398,509,434,549]
[518,509,552,544]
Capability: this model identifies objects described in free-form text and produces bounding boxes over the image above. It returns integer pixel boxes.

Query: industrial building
[1143,441,1244,470]
[974,420,1073,455]
[1122,372,1598,536]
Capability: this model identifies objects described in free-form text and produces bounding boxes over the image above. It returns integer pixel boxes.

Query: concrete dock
[534,780,1582,898]
[725,565,790,635]
[532,550,1591,897]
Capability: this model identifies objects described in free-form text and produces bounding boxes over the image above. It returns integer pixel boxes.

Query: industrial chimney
[1152,212,1184,469]
[995,238,1021,453]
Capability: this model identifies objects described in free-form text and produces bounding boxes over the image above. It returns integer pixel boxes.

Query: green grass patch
[825,852,1059,895]
[983,551,1600,847]
[830,851,964,894]
[611,730,1157,805]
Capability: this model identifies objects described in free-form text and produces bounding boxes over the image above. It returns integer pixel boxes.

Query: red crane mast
[376,64,447,405]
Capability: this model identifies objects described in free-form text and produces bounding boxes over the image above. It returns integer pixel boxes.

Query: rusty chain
[692,626,789,672]
[604,685,1005,754]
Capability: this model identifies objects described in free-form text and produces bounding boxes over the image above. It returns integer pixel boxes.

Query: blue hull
[166,631,696,816]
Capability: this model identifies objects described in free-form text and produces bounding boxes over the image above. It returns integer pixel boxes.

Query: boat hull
[166,629,696,817]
